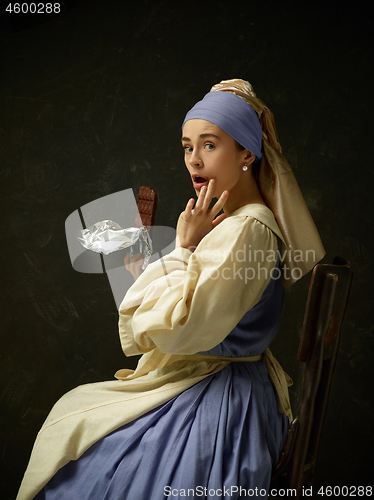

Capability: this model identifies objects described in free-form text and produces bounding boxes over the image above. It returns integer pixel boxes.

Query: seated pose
[18,79,325,500]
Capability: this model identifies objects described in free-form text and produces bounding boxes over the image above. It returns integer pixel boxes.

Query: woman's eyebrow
[181,133,221,142]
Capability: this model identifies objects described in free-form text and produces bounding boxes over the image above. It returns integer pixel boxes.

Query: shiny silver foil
[78,220,152,269]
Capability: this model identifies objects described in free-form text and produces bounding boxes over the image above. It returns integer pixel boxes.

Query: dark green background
[1,1,373,498]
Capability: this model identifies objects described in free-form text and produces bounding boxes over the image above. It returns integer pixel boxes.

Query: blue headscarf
[182,91,263,161]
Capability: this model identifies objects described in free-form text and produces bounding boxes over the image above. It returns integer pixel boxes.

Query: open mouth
[192,174,210,188]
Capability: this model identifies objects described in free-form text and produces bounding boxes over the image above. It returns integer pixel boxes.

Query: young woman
[18,79,325,500]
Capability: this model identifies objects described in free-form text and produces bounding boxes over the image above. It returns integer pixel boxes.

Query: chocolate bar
[135,186,158,228]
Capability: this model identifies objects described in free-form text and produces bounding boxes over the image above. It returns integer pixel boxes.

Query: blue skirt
[35,253,288,499]
[36,360,288,499]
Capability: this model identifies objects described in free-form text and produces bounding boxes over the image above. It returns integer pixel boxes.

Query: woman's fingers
[124,252,144,280]
[183,198,195,218]
[212,212,228,228]
[188,179,229,220]
[124,252,129,266]
[194,184,207,211]
[211,189,229,217]
[202,179,216,211]
[124,252,141,267]
[177,181,229,249]
[195,179,215,212]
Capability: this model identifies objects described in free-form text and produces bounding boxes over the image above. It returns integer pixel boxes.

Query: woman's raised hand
[176,179,229,251]
[124,252,144,281]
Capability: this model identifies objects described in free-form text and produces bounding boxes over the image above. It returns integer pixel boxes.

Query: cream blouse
[17,203,292,500]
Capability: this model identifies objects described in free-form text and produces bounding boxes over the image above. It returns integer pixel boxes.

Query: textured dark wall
[1,1,373,498]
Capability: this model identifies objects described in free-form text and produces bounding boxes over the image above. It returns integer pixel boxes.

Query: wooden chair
[270,257,353,498]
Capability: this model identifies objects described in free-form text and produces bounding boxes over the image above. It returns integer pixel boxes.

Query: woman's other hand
[124,252,144,281]
[176,179,229,251]
[174,234,181,249]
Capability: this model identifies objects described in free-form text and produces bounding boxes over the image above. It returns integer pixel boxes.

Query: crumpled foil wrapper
[78,220,152,270]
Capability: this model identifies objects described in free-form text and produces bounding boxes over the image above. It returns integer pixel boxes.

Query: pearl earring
[243,164,248,171]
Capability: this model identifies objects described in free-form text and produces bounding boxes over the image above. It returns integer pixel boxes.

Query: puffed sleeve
[118,213,279,356]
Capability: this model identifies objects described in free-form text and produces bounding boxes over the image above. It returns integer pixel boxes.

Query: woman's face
[181,119,250,200]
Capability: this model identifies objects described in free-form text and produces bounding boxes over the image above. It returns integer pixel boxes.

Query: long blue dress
[35,253,288,500]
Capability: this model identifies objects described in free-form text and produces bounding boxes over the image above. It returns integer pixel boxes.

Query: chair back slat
[271,258,352,498]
